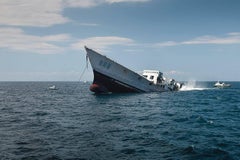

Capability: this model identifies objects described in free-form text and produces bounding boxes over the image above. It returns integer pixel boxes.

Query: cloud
[0,27,71,54]
[105,0,151,3]
[63,0,101,8]
[155,41,178,47]
[156,33,240,47]
[64,0,151,7]
[164,70,184,75]
[0,0,151,27]
[0,0,69,27]
[0,27,135,54]
[72,36,135,52]
[77,23,99,26]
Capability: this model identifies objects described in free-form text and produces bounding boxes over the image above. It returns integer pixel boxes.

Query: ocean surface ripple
[0,81,239,160]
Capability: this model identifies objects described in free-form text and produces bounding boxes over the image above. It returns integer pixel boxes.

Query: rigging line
[79,65,87,82]
[78,54,89,82]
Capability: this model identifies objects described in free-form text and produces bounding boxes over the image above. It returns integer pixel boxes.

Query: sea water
[0,81,239,159]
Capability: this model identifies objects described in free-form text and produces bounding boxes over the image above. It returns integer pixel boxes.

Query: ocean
[0,81,239,160]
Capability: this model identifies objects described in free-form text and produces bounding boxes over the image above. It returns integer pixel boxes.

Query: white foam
[180,80,209,91]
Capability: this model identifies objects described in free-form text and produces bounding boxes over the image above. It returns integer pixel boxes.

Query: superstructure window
[150,75,154,80]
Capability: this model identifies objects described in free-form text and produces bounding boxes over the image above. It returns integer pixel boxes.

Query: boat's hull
[90,70,144,93]
[214,84,231,88]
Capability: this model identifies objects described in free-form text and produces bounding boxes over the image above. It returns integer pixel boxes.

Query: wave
[180,80,210,91]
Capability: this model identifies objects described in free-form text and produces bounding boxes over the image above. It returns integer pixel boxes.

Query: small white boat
[49,85,57,90]
[214,81,231,88]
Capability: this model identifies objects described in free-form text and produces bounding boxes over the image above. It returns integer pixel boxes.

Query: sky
[0,0,240,81]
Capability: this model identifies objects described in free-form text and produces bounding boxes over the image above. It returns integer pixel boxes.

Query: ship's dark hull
[90,70,144,93]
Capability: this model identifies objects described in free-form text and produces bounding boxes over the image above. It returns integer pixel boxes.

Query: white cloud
[182,35,240,45]
[155,41,178,47]
[156,33,240,47]
[72,36,135,52]
[0,27,136,54]
[0,27,71,54]
[64,0,151,7]
[227,32,240,36]
[0,0,151,27]
[77,23,99,26]
[164,70,184,75]
[105,0,150,3]
[0,0,68,27]
[63,0,101,8]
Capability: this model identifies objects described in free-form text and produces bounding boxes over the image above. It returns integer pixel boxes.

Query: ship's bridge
[142,70,165,84]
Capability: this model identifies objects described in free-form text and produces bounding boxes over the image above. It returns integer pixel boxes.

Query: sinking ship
[85,46,183,93]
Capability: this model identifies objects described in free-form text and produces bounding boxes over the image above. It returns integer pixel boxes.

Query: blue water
[0,81,240,160]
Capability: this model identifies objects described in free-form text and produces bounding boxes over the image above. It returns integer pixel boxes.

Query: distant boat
[49,85,57,90]
[85,46,183,94]
[214,81,231,88]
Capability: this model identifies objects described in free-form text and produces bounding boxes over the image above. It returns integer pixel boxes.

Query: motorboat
[49,85,57,90]
[214,81,231,88]
[85,46,183,94]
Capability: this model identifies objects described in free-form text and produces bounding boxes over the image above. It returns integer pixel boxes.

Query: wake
[180,80,210,91]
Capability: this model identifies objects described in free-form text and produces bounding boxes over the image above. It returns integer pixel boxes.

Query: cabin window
[150,75,154,80]
[143,75,147,78]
